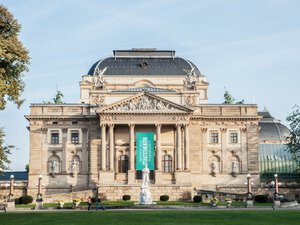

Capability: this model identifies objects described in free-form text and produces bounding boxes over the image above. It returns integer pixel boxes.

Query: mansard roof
[87,49,202,76]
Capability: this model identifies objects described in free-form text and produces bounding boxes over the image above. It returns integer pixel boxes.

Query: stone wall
[98,184,192,201]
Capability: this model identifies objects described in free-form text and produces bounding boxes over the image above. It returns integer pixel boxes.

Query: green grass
[14,200,272,208]
[0,210,299,225]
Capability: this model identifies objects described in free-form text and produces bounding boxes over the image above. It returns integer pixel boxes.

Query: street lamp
[274,174,279,200]
[4,183,9,213]
[37,175,42,200]
[246,174,252,199]
[270,180,275,210]
[9,175,14,199]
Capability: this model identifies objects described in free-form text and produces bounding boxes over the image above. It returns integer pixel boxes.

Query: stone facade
[26,49,260,200]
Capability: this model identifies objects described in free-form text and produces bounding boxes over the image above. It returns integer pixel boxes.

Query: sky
[0,0,299,171]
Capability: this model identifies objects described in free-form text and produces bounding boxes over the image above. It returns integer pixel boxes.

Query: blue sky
[0,0,299,170]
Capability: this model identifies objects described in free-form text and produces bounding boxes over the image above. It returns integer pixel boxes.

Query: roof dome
[87,49,202,76]
[258,110,290,141]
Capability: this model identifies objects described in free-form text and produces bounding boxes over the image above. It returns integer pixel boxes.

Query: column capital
[128,124,135,128]
[100,124,107,127]
[201,128,208,132]
[155,123,162,128]
[109,124,115,128]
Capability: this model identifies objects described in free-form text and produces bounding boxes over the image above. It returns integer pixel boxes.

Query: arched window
[162,155,172,173]
[118,155,128,173]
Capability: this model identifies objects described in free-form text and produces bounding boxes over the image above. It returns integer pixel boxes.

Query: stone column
[81,128,88,173]
[129,124,135,171]
[240,128,248,173]
[101,124,106,171]
[109,124,114,171]
[176,124,182,170]
[128,124,135,184]
[184,124,190,170]
[62,128,68,173]
[201,128,208,173]
[156,124,162,171]
[220,128,227,173]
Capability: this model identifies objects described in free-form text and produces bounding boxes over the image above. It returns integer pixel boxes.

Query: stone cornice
[25,115,97,120]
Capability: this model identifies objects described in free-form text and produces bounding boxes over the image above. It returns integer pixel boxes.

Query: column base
[99,170,115,184]
[127,170,136,184]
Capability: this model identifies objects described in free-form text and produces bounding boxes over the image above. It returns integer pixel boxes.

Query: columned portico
[109,124,114,171]
[184,124,190,170]
[101,124,106,171]
[176,124,182,171]
[155,124,162,171]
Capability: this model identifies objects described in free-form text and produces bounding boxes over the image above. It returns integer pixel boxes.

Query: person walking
[87,196,92,210]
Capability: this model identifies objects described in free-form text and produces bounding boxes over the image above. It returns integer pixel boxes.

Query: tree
[0,4,30,110]
[0,128,13,171]
[0,4,30,172]
[286,105,300,162]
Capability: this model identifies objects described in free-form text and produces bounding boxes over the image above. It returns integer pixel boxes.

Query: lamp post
[274,174,279,200]
[270,180,275,210]
[9,175,14,199]
[37,175,42,200]
[245,174,253,207]
[4,183,9,213]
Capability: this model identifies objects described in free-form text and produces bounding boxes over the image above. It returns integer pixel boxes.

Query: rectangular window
[210,132,219,143]
[71,132,79,144]
[230,133,238,143]
[51,132,59,144]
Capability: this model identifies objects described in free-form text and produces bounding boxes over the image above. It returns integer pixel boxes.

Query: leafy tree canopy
[286,105,300,162]
[0,4,29,172]
[0,4,30,110]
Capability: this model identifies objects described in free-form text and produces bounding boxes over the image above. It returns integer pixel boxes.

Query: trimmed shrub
[160,195,169,201]
[122,195,131,201]
[91,197,101,203]
[19,195,33,204]
[193,195,202,203]
[254,194,268,203]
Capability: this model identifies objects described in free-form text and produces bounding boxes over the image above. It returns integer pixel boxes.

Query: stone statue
[142,164,150,187]
[93,67,107,89]
[50,159,58,174]
[138,164,153,205]
[211,161,218,176]
[71,159,78,172]
[232,161,239,176]
[183,67,197,90]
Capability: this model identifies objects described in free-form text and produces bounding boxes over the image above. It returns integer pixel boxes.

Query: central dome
[87,48,202,76]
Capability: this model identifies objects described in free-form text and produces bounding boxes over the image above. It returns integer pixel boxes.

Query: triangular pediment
[97,92,193,114]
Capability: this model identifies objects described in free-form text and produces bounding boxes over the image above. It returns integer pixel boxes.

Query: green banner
[136,132,154,170]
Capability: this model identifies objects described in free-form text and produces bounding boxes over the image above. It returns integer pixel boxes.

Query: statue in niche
[232,161,239,177]
[71,159,78,173]
[211,161,218,177]
[49,159,58,174]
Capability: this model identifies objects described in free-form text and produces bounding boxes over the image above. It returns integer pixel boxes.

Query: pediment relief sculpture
[112,95,177,111]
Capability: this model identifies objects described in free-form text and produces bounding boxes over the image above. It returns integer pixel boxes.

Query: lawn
[0,210,299,225]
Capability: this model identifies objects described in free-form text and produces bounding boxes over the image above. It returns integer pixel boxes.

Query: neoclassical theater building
[26,49,261,200]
